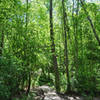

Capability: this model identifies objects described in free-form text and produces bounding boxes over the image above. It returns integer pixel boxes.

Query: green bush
[0,53,23,100]
[0,84,10,100]
[38,73,54,86]
[75,65,96,94]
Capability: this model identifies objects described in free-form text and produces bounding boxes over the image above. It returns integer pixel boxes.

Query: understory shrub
[0,53,22,100]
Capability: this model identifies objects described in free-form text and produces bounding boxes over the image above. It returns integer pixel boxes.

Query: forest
[0,0,100,100]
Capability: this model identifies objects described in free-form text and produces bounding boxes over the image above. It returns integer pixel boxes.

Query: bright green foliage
[0,0,100,99]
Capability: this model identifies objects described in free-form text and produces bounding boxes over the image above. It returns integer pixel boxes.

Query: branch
[79,0,100,45]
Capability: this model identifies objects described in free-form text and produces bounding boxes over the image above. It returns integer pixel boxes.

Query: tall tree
[25,0,31,95]
[49,0,60,92]
[62,0,71,92]
[72,0,79,69]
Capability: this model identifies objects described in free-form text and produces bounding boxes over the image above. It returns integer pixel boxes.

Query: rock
[44,96,62,100]
[38,86,54,93]
[33,88,44,96]
[44,92,62,100]
[46,92,57,96]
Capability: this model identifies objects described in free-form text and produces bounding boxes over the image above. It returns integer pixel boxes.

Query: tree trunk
[26,0,28,30]
[75,0,79,68]
[0,30,4,56]
[49,0,60,92]
[26,72,31,95]
[25,0,31,95]
[62,0,71,92]
[72,0,79,69]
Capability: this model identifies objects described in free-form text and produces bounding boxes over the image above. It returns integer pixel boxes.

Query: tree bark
[62,0,71,92]
[0,30,4,56]
[49,0,60,92]
[26,0,28,30]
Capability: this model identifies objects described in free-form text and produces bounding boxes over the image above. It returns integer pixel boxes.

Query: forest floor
[31,86,100,100]
[13,86,100,100]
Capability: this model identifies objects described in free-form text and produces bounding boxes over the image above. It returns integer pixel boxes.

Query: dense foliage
[0,0,100,100]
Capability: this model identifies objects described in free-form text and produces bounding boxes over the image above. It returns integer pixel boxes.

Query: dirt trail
[33,86,83,100]
[32,86,100,100]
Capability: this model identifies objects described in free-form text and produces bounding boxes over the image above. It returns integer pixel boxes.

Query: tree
[79,0,100,45]
[49,0,60,92]
[62,0,71,92]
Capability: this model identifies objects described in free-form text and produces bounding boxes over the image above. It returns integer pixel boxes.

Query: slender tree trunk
[0,30,4,56]
[72,0,76,68]
[26,0,28,30]
[76,0,79,15]
[80,26,83,65]
[79,0,100,45]
[25,0,31,95]
[26,72,31,95]
[62,0,71,92]
[72,0,79,69]
[49,0,60,92]
[75,0,79,68]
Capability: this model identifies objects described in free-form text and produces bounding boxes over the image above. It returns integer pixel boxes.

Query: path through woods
[30,86,100,100]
